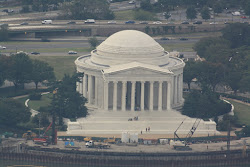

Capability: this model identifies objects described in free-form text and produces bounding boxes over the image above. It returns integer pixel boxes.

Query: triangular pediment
[102,62,173,76]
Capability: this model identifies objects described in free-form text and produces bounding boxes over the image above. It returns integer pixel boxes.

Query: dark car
[67,21,76,24]
[181,21,189,24]
[179,38,188,40]
[125,20,135,24]
[160,37,170,40]
[139,21,148,24]
[31,52,40,55]
[20,22,28,25]
[193,21,202,24]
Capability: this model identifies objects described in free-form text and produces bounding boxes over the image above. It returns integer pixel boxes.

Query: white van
[84,19,95,24]
[232,11,241,16]
[42,20,52,24]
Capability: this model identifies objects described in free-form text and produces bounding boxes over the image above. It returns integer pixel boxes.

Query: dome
[90,30,169,66]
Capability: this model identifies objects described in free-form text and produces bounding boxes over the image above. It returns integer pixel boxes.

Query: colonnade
[76,73,183,111]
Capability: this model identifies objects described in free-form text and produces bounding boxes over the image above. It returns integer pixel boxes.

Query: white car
[129,0,135,4]
[209,22,218,25]
[108,20,116,24]
[68,51,77,54]
[153,21,162,24]
[0,46,6,49]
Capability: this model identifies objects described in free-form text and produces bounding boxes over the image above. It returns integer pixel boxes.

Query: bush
[29,93,42,100]
[20,5,30,13]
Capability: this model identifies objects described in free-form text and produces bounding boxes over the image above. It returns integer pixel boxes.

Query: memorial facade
[67,30,218,135]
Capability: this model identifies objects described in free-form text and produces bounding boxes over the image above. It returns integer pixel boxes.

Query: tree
[182,90,231,119]
[183,61,198,90]
[201,6,210,21]
[7,53,33,90]
[213,1,223,14]
[31,60,55,90]
[0,55,10,87]
[140,0,153,11]
[193,37,230,60]
[64,0,114,20]
[186,6,197,20]
[222,23,250,48]
[88,37,99,49]
[0,24,9,41]
[196,62,225,92]
[0,98,31,126]
[243,0,250,16]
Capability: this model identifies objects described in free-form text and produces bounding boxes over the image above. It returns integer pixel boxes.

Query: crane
[172,118,201,150]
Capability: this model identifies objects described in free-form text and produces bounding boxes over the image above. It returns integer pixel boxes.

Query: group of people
[141,127,150,134]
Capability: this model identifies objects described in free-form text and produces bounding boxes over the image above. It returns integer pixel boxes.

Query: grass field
[227,100,250,126]
[30,56,78,80]
[162,42,195,52]
[28,93,52,111]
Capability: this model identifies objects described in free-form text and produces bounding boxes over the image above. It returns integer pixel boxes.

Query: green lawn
[162,42,195,52]
[227,100,250,126]
[30,56,78,80]
[28,93,52,111]
[114,10,135,20]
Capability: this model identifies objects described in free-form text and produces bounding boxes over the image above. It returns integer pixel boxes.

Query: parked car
[160,37,170,40]
[0,46,6,49]
[125,20,135,24]
[153,21,162,24]
[85,19,95,24]
[67,21,76,24]
[128,0,135,4]
[20,22,28,25]
[232,11,241,16]
[68,51,77,54]
[139,21,148,24]
[179,38,188,40]
[209,22,218,25]
[181,21,189,24]
[42,20,52,24]
[193,21,202,24]
[108,20,116,24]
[31,52,40,55]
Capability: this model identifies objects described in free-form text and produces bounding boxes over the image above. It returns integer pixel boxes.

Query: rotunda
[75,30,185,111]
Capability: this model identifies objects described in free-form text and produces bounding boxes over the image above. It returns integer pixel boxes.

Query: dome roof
[90,30,169,66]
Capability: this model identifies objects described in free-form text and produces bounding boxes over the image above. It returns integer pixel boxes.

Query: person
[141,130,142,134]
[148,127,150,132]
[146,128,147,132]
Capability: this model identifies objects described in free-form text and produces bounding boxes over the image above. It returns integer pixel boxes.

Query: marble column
[140,81,145,111]
[83,74,87,97]
[158,81,163,111]
[167,81,171,110]
[113,81,118,111]
[174,76,178,104]
[104,81,109,110]
[88,75,93,104]
[95,77,98,106]
[131,81,136,111]
[149,81,154,111]
[76,82,80,92]
[122,81,127,111]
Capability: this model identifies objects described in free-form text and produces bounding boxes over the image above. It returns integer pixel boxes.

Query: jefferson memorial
[67,30,218,135]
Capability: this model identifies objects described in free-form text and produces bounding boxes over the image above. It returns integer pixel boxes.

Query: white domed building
[67,30,218,135]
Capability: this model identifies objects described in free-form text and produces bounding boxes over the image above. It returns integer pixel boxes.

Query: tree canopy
[62,0,114,20]
[182,90,231,119]
[31,60,55,89]
[186,6,197,20]
[0,98,31,126]
[201,6,210,20]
